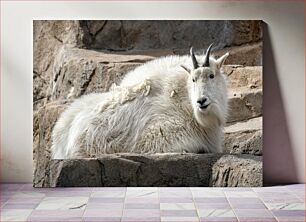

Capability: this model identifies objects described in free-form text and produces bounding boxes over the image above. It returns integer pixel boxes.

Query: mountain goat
[51,44,229,159]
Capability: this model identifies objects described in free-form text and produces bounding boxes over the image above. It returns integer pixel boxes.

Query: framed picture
[33,20,262,187]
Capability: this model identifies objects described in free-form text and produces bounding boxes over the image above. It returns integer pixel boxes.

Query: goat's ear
[214,52,229,70]
[180,64,191,74]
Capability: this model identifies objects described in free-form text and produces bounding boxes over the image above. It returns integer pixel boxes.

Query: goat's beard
[193,103,223,127]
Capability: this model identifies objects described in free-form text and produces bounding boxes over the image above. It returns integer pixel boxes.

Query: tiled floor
[0,184,305,222]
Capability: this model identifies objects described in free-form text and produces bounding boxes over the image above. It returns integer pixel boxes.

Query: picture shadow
[263,22,298,185]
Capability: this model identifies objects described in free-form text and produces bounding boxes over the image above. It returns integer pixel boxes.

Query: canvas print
[33,20,262,187]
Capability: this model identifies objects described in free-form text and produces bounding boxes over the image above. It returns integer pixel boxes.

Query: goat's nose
[197,97,207,105]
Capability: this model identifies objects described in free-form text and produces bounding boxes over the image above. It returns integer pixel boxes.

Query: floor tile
[83,208,123,217]
[121,217,161,221]
[161,209,198,217]
[230,202,267,209]
[161,216,199,222]
[127,187,158,192]
[198,209,235,217]
[2,203,39,209]
[257,192,300,203]
[225,191,258,198]
[122,209,160,217]
[160,188,192,197]
[261,197,302,204]
[265,202,305,210]
[19,183,36,191]
[237,218,277,222]
[125,197,159,203]
[291,192,305,201]
[276,218,306,222]
[196,202,231,209]
[0,209,32,221]
[126,188,158,198]
[21,184,84,193]
[125,203,160,209]
[223,187,253,191]
[194,197,228,203]
[255,191,288,197]
[86,202,123,209]
[36,187,92,192]
[159,187,190,192]
[192,189,225,197]
[271,209,305,217]
[83,217,121,222]
[191,187,224,191]
[234,209,274,218]
[1,196,11,205]
[252,186,290,193]
[91,189,126,198]
[26,217,83,221]
[44,191,92,197]
[286,184,305,189]
[199,217,238,221]
[28,209,84,218]
[7,197,44,204]
[160,197,194,203]
[228,197,263,204]
[10,191,45,199]
[89,197,125,203]
[92,187,126,192]
[1,184,24,191]
[36,196,88,210]
[160,203,196,210]
[1,192,15,200]
[0,183,305,222]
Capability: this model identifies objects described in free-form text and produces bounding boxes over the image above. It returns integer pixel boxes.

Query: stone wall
[33,20,263,187]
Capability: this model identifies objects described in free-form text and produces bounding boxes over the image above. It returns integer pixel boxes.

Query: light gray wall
[1,1,305,184]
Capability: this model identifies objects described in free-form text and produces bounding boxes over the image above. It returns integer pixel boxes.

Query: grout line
[20,184,45,221]
[190,187,202,222]
[80,187,92,222]
[224,189,239,222]
[120,187,127,222]
[252,187,280,222]
[288,188,305,202]
[158,187,161,222]
[0,196,9,209]
[22,208,35,221]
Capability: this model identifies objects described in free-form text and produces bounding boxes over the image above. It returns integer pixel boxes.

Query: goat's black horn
[190,47,199,69]
[203,43,214,67]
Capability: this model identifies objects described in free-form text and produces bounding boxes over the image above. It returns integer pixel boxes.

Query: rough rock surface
[211,155,262,187]
[33,21,86,110]
[33,101,70,187]
[48,154,262,187]
[227,89,262,123]
[81,20,262,50]
[215,42,262,66]
[224,117,262,155]
[50,159,102,187]
[51,47,150,101]
[33,20,263,187]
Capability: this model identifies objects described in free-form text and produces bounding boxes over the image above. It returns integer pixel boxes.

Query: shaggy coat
[51,49,229,159]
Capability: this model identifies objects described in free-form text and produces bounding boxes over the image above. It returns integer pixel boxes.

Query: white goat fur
[51,51,229,159]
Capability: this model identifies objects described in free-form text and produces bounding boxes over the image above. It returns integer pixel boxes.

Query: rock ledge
[46,153,262,187]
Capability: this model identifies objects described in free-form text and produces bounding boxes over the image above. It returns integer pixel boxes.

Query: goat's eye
[209,74,215,79]
[192,79,195,82]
